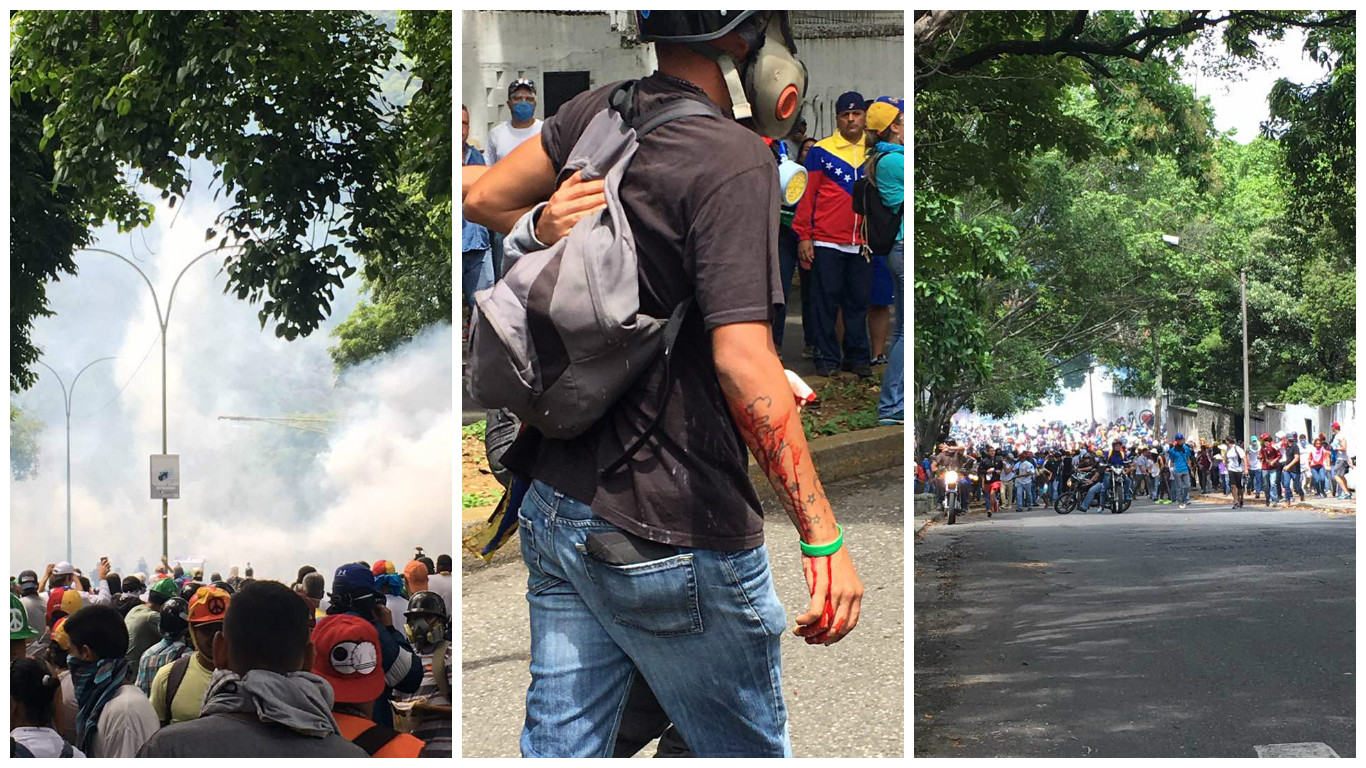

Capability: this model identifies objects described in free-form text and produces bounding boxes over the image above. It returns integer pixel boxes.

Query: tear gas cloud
[10,170,453,586]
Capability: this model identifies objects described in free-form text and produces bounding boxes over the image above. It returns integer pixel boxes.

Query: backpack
[852,150,901,256]
[468,81,719,468]
[160,654,193,727]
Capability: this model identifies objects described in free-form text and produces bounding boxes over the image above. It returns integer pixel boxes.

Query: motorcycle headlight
[969,474,979,482]
[945,470,959,485]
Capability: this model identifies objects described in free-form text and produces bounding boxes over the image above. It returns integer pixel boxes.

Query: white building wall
[793,35,905,141]
[461,11,905,151]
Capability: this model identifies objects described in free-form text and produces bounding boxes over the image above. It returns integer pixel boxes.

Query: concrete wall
[791,34,905,141]
[461,11,905,151]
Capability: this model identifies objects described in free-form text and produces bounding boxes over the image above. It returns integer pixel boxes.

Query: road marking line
[1254,742,1339,758]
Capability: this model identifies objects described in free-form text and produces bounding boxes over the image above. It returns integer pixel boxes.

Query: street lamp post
[1163,235,1251,445]
[35,357,116,563]
[80,247,225,562]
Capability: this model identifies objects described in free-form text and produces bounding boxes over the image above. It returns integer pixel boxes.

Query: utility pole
[35,357,115,563]
[82,247,228,561]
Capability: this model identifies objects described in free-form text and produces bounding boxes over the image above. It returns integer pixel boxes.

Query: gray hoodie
[136,669,366,757]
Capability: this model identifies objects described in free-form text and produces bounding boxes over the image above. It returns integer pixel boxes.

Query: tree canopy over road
[914,10,1355,457]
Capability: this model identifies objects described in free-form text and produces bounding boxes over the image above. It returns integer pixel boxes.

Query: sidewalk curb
[914,511,945,537]
[463,425,906,565]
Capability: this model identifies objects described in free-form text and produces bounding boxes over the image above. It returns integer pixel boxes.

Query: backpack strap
[59,741,74,758]
[352,724,401,756]
[12,737,35,758]
[161,654,193,726]
[432,641,451,701]
[601,296,694,478]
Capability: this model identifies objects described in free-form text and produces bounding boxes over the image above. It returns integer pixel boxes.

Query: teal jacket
[872,141,904,243]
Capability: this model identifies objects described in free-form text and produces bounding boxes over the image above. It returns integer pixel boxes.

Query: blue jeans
[1264,469,1280,503]
[1282,469,1303,502]
[1252,469,1264,497]
[772,227,799,351]
[518,481,790,757]
[1015,479,1033,510]
[877,242,904,418]
[808,245,871,372]
[1171,471,1191,504]
[462,248,494,308]
[1311,466,1330,495]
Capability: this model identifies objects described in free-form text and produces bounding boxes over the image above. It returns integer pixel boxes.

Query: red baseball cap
[45,587,82,626]
[311,614,383,704]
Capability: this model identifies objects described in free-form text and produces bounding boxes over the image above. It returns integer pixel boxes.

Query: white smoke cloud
[11,163,453,586]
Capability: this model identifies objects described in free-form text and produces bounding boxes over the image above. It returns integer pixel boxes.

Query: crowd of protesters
[916,415,1355,514]
[10,549,452,758]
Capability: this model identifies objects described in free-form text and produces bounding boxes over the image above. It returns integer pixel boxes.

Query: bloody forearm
[713,323,839,544]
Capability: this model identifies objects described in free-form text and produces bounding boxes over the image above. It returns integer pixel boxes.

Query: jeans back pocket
[580,551,704,637]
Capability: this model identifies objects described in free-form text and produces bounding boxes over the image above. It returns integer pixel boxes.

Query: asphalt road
[914,493,1355,758]
[462,465,905,757]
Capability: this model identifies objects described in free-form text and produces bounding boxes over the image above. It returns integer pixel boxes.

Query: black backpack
[852,150,902,256]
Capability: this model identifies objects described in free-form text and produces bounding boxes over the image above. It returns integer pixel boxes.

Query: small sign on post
[151,454,180,499]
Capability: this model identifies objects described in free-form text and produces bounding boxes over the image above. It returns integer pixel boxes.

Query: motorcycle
[942,470,963,525]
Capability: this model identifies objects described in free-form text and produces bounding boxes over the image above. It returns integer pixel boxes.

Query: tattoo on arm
[727,394,830,541]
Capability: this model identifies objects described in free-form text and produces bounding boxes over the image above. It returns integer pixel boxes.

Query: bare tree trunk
[914,10,963,48]
[1151,323,1164,436]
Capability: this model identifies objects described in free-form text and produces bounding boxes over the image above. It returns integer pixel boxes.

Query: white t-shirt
[1014,461,1035,479]
[91,684,159,758]
[11,726,85,758]
[1224,445,1246,473]
[484,119,543,165]
[427,573,453,615]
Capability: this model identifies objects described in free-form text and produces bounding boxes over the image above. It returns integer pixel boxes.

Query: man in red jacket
[793,91,872,378]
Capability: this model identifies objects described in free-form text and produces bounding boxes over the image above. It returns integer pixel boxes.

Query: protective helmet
[404,590,448,621]
[211,580,236,595]
[11,592,38,641]
[158,597,191,640]
[1275,430,1286,439]
[179,581,204,603]
[187,586,231,625]
[150,576,178,599]
[634,10,762,43]
[635,10,805,138]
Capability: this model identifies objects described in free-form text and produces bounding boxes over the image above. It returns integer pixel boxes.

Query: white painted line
[1254,742,1340,758]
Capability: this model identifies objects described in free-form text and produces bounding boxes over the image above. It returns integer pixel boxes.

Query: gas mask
[699,12,807,139]
[406,615,446,651]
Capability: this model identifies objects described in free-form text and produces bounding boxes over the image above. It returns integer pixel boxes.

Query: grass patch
[462,420,486,440]
[800,372,885,437]
[463,491,499,509]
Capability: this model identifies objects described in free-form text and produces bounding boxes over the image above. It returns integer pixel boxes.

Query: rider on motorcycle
[932,441,971,511]
[1079,439,1128,512]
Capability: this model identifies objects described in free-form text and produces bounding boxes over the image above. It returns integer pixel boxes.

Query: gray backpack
[468,82,718,463]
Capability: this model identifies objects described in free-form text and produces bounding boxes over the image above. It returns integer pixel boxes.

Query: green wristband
[800,524,844,557]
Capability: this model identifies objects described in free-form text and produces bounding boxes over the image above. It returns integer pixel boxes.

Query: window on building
[543,71,591,118]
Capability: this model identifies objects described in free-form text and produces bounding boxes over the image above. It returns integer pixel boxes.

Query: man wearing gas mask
[465,10,864,758]
[397,591,451,756]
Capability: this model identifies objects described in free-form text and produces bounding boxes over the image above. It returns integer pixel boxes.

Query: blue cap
[835,91,866,114]
[332,564,379,598]
[1175,433,1184,440]
[872,95,904,110]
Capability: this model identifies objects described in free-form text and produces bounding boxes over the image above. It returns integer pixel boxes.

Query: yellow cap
[866,101,901,133]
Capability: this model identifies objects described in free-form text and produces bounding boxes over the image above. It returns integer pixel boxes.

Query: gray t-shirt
[503,72,784,551]
[124,602,161,667]
[136,714,367,758]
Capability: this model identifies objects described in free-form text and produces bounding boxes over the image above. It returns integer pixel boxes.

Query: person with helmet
[395,591,451,756]
[326,564,423,730]
[1164,433,1196,509]
[178,580,204,603]
[150,585,230,726]
[135,596,192,697]
[12,591,40,661]
[312,614,425,757]
[16,570,45,654]
[124,575,175,670]
[466,11,862,757]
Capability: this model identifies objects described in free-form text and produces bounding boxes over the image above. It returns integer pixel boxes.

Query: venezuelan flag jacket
[792,131,869,248]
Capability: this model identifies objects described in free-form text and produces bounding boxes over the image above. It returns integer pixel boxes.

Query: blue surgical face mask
[510,101,535,122]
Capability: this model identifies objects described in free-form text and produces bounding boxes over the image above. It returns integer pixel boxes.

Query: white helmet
[1275,430,1286,439]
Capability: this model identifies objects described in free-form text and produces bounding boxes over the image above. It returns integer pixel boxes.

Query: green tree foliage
[330,10,453,370]
[913,10,1355,455]
[8,10,439,390]
[10,405,43,482]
